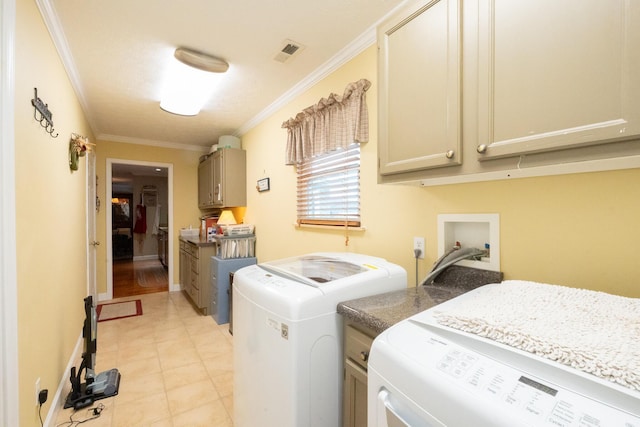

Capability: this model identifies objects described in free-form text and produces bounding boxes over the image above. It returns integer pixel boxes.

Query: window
[296,143,360,227]
[282,79,371,228]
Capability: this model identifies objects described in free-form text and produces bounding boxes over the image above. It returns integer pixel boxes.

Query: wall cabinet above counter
[198,148,247,209]
[378,0,640,185]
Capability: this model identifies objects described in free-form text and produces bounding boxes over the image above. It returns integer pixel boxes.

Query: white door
[86,152,98,301]
[0,0,19,423]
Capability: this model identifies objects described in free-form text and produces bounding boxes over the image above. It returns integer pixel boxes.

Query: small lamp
[217,210,237,235]
[217,210,237,225]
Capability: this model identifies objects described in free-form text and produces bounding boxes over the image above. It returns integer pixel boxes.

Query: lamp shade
[217,210,237,225]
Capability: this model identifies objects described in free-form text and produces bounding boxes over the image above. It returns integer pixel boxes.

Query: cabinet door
[476,0,640,160]
[378,0,462,175]
[179,247,190,294]
[343,359,368,427]
[213,149,247,208]
[212,151,223,207]
[198,157,213,208]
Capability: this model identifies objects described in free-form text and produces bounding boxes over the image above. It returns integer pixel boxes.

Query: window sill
[294,223,366,232]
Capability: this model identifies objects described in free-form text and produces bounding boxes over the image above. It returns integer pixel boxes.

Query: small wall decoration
[69,133,94,171]
[257,177,270,192]
[31,88,58,138]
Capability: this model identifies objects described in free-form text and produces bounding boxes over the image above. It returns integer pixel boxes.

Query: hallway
[113,259,168,299]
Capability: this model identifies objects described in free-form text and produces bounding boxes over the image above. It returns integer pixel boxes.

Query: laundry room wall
[13,0,95,423]
[241,45,640,298]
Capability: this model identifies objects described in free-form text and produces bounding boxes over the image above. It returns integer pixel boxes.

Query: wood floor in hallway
[113,258,168,298]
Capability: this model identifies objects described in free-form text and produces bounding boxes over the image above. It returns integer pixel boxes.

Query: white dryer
[368,283,640,426]
[232,252,406,427]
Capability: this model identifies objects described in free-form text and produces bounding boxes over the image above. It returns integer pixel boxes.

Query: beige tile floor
[54,291,234,427]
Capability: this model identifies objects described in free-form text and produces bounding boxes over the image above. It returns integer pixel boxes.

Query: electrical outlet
[413,236,425,259]
[35,377,40,406]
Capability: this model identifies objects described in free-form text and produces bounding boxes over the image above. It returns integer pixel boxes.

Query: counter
[337,265,503,333]
[179,236,216,247]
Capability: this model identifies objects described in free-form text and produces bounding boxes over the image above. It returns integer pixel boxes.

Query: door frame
[0,0,19,424]
[105,158,174,300]
[86,152,98,302]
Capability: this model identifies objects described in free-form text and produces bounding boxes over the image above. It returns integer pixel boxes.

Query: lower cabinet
[343,322,377,427]
[179,239,215,314]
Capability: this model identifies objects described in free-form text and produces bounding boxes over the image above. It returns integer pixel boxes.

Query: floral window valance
[282,78,371,165]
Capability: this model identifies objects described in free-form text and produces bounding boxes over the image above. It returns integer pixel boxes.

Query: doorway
[106,159,173,300]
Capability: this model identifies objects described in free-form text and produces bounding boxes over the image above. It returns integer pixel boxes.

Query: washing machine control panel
[429,335,640,426]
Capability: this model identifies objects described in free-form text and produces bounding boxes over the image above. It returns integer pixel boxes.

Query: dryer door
[375,389,445,427]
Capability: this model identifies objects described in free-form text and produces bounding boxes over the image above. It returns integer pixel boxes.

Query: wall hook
[31,88,58,138]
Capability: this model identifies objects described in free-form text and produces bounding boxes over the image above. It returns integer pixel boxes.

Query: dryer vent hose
[419,247,486,287]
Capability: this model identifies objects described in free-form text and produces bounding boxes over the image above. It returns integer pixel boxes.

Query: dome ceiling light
[174,47,229,73]
[160,47,229,116]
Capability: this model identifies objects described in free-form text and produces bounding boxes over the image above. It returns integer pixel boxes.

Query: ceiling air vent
[274,39,305,63]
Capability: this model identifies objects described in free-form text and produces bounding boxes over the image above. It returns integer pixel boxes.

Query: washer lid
[260,255,368,287]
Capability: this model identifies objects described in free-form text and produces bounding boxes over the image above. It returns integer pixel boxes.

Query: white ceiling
[40,0,407,152]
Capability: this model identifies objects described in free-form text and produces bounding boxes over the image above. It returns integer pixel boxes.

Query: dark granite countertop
[338,285,470,334]
[179,236,216,247]
[337,265,503,334]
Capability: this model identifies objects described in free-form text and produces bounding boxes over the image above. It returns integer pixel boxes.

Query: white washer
[368,285,640,427]
[233,252,406,427]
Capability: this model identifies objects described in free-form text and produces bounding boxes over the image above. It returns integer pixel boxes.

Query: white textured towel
[434,280,640,391]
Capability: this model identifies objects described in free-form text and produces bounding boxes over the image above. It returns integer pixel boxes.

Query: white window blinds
[296,144,360,227]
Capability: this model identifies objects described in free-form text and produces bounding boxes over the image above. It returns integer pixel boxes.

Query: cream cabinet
[378,0,640,184]
[179,239,215,314]
[198,148,246,209]
[179,240,190,296]
[342,322,376,427]
[476,0,640,161]
[198,158,213,208]
[378,0,462,175]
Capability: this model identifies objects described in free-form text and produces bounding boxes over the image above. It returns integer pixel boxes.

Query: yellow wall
[12,4,640,425]
[15,0,94,424]
[242,45,640,298]
[94,140,203,293]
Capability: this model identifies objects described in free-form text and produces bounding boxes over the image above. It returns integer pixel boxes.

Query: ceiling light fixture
[160,47,229,116]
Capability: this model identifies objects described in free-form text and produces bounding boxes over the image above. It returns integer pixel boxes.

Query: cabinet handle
[477,144,488,154]
[445,150,455,159]
[216,183,221,201]
[359,351,369,362]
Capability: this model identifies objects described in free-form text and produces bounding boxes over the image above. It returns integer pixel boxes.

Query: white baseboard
[170,282,182,292]
[133,255,159,261]
[45,334,83,427]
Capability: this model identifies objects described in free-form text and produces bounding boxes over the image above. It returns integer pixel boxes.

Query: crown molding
[35,0,99,137]
[98,133,209,152]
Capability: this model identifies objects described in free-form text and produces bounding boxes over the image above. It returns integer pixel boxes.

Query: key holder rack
[31,88,58,138]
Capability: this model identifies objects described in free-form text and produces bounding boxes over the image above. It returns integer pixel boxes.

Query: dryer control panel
[371,319,640,427]
[435,345,639,426]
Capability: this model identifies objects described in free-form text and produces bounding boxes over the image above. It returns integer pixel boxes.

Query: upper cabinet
[198,156,213,208]
[378,0,640,185]
[378,0,462,175]
[198,148,247,209]
[476,0,640,160]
